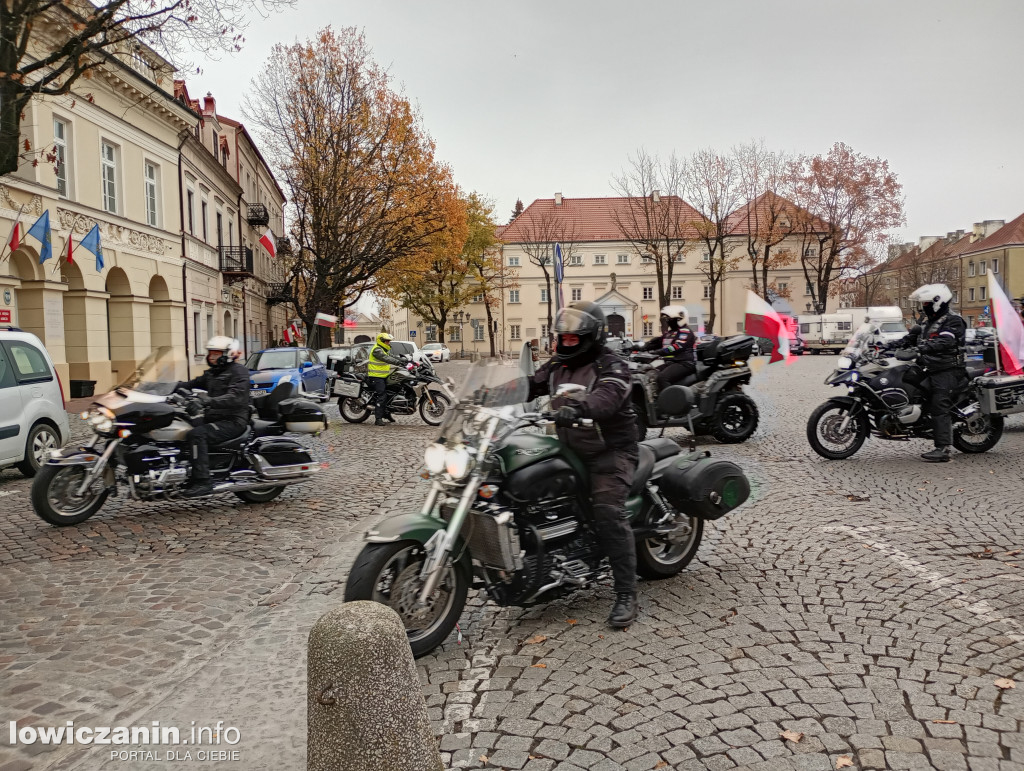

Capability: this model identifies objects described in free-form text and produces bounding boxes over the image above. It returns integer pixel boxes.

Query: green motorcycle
[344,353,751,658]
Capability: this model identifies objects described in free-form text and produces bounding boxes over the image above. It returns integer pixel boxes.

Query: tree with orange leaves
[789,142,905,314]
[246,27,455,340]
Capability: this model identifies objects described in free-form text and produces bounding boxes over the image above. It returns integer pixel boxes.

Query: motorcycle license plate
[334,381,361,397]
[251,389,268,397]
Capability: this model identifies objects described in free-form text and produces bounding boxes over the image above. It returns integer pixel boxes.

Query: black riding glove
[196,393,213,406]
[555,405,581,427]
[185,401,203,417]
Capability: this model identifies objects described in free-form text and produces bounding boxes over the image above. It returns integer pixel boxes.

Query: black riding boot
[608,592,638,628]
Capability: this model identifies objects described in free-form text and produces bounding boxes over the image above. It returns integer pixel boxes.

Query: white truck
[798,306,905,354]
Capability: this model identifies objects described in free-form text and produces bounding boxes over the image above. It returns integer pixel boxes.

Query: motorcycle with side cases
[335,356,454,426]
[31,347,326,526]
[344,346,751,657]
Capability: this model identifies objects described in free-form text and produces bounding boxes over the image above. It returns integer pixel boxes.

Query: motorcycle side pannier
[659,452,750,520]
[714,335,755,363]
[975,374,1024,416]
[278,398,328,434]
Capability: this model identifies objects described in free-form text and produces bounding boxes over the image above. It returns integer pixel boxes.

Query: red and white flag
[7,220,20,251]
[314,312,338,328]
[744,290,795,364]
[259,228,276,258]
[283,326,293,344]
[988,272,1024,375]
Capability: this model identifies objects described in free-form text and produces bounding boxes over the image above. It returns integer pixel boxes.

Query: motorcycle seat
[680,364,710,387]
[630,438,680,496]
[218,426,253,451]
[640,437,681,460]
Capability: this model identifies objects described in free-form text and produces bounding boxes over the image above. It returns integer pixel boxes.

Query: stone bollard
[307,601,443,771]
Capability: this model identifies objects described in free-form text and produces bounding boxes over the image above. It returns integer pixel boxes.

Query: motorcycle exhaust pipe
[212,476,315,494]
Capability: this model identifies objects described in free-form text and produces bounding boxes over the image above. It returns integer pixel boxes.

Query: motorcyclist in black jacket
[641,305,697,392]
[527,302,640,628]
[176,336,251,496]
[894,284,968,462]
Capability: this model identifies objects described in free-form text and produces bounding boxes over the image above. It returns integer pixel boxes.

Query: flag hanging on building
[65,236,73,264]
[744,290,794,364]
[7,218,21,251]
[259,228,276,258]
[27,211,52,264]
[314,312,338,328]
[988,272,1024,375]
[283,326,294,344]
[78,225,104,272]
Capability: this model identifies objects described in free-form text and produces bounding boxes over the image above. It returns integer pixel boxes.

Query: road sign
[409,330,416,338]
[554,243,564,283]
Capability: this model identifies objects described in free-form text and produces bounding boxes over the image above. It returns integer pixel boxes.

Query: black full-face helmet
[554,301,607,365]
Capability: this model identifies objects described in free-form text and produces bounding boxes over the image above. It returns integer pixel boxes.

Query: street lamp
[452,310,467,357]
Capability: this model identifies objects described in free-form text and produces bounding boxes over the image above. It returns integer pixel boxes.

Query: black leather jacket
[898,310,967,372]
[642,327,696,363]
[178,362,251,422]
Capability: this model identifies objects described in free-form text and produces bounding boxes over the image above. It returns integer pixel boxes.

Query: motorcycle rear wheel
[636,514,704,579]
[952,408,1003,454]
[807,400,869,459]
[711,391,759,444]
[339,396,372,423]
[234,485,286,503]
[31,464,109,526]
[344,541,468,659]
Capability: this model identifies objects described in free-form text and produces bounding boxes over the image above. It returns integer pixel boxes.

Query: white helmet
[660,305,689,325]
[909,284,953,314]
[205,335,242,366]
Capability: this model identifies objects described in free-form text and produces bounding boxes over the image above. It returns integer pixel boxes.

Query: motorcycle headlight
[445,446,472,480]
[424,443,446,474]
[837,356,853,370]
[96,418,113,433]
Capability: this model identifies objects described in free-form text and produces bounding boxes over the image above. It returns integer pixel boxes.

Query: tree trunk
[706,284,717,335]
[485,300,496,357]
[760,245,771,301]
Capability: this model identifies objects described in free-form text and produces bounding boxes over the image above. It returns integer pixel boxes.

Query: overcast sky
[197,0,1023,243]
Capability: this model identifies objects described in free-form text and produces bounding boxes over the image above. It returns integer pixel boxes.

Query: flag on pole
[744,290,795,364]
[78,225,104,272]
[259,228,276,258]
[988,271,1024,375]
[554,243,565,312]
[283,326,294,344]
[6,205,24,252]
[314,312,338,328]
[65,236,73,264]
[27,210,52,264]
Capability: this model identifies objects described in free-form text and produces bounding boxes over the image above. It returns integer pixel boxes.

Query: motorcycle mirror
[519,342,536,378]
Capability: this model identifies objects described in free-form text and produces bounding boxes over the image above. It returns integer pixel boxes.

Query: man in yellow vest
[367,332,404,425]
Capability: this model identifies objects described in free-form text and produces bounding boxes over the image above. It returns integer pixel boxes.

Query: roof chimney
[918,236,940,251]
[553,192,562,206]
[652,189,660,203]
[202,92,216,116]
[972,219,1005,241]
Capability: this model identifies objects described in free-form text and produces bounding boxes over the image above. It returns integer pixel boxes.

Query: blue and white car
[246,347,329,402]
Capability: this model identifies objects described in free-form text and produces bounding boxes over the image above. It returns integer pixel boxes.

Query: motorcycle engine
[877,414,906,437]
[122,445,189,497]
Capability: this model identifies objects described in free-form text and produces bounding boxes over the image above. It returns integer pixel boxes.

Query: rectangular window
[703,284,710,299]
[952,266,959,279]
[425,325,437,342]
[617,254,630,264]
[568,254,582,266]
[671,286,683,300]
[993,259,999,274]
[641,253,654,263]
[508,255,520,267]
[968,262,975,277]
[643,321,653,336]
[201,200,209,242]
[509,324,521,340]
[187,190,195,234]
[471,293,484,303]
[979,260,987,275]
[193,311,201,351]
[980,286,987,301]
[474,323,484,341]
[594,254,606,265]
[448,326,461,342]
[969,288,975,301]
[207,313,213,339]
[101,141,118,214]
[509,290,519,303]
[54,118,70,197]
[952,290,959,304]
[540,288,549,303]
[778,282,788,293]
[144,161,159,227]
[541,323,549,341]
[642,287,653,300]
[227,216,234,246]
[571,288,582,302]
[804,247,817,257]
[701,251,710,262]
[216,211,223,247]
[672,252,684,263]
[805,283,813,295]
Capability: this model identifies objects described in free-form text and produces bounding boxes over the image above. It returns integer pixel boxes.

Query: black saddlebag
[278,398,328,434]
[659,451,750,520]
[975,374,1024,416]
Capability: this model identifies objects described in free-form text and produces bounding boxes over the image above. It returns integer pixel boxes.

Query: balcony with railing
[247,203,269,227]
[266,283,291,307]
[276,235,293,256]
[219,246,254,278]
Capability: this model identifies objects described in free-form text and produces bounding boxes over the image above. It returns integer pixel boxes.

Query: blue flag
[27,210,51,264]
[78,224,103,272]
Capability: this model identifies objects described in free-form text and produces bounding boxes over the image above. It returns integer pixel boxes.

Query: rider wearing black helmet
[527,301,640,628]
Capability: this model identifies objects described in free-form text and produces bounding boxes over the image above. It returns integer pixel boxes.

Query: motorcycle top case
[975,373,1024,416]
[277,398,327,433]
[658,451,750,520]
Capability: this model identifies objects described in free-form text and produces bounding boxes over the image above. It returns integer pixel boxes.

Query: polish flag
[66,237,73,264]
[744,290,795,364]
[988,272,1024,375]
[290,321,302,340]
[283,326,294,344]
[259,228,276,258]
[314,312,338,328]
[7,221,20,251]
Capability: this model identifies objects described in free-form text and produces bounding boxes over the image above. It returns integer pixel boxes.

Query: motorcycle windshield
[115,346,179,396]
[842,323,877,358]
[455,358,530,408]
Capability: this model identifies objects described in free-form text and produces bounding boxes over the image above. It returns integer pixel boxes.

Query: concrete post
[307,601,443,771]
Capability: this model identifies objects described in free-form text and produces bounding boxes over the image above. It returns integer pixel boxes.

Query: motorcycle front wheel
[419,392,451,426]
[339,396,372,423]
[31,464,109,526]
[807,400,869,459]
[344,541,468,658]
[711,391,759,444]
[952,407,1003,454]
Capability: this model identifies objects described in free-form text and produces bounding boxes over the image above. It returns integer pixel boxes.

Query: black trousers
[587,446,639,594]
[923,368,968,447]
[369,377,388,420]
[657,361,696,392]
[187,418,246,480]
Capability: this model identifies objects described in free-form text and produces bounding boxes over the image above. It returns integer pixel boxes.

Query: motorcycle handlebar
[538,410,594,428]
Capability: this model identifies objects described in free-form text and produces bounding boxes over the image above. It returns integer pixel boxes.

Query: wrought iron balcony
[247,203,269,227]
[219,245,254,276]
[276,235,293,256]
[266,283,291,307]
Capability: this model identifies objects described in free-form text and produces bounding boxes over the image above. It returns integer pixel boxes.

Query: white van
[0,330,70,477]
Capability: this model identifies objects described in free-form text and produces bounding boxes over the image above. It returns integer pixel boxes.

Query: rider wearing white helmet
[642,305,697,391]
[175,336,251,496]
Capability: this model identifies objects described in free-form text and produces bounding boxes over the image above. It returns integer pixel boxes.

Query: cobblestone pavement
[2,356,1023,771]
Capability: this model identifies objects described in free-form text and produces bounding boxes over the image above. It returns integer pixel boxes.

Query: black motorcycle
[628,335,760,443]
[807,326,1006,459]
[335,357,454,426]
[31,348,326,526]
[344,348,751,657]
